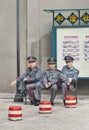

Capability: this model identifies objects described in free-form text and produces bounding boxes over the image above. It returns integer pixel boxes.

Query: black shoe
[51,102,54,106]
[14,95,23,102]
[30,100,35,105]
[63,100,65,105]
[34,100,40,106]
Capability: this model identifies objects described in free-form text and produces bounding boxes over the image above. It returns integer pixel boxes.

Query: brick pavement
[0,93,89,130]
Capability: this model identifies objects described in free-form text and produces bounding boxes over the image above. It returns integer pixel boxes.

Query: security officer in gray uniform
[24,56,43,106]
[59,56,79,105]
[11,56,43,106]
[42,57,61,105]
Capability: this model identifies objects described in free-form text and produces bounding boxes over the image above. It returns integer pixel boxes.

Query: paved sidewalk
[0,93,89,130]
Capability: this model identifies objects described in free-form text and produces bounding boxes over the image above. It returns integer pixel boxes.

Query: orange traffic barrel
[65,96,77,108]
[39,101,52,114]
[8,106,22,121]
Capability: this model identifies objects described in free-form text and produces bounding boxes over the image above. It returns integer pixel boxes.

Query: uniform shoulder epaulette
[73,66,79,71]
[73,67,79,73]
[76,68,79,73]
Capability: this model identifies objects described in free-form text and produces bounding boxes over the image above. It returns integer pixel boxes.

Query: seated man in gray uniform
[59,56,79,105]
[11,56,43,106]
[42,57,61,106]
[25,56,43,106]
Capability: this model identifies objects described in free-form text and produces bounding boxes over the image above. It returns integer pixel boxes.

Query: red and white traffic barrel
[8,106,22,121]
[65,96,77,108]
[39,101,52,114]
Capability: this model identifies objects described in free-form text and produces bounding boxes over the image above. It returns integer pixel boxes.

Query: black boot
[30,99,36,105]
[63,100,65,106]
[34,99,40,106]
[51,102,54,106]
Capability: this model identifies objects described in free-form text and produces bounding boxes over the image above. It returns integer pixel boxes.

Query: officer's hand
[10,80,16,86]
[23,78,27,82]
[48,82,51,87]
[68,78,72,83]
[67,82,70,85]
[45,84,50,88]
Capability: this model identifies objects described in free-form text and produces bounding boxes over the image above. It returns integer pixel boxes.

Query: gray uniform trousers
[26,82,43,101]
[59,65,79,100]
[42,84,57,102]
[61,82,68,100]
[18,81,26,91]
[50,84,58,102]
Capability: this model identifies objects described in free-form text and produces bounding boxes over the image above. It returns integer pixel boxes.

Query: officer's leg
[61,82,68,103]
[14,81,26,102]
[16,80,21,94]
[50,84,57,105]
[69,80,77,91]
[18,81,26,93]
[57,78,62,89]
[26,84,35,103]
[34,82,43,101]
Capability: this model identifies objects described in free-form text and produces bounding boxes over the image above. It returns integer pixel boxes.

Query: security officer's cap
[64,56,74,62]
[27,56,37,62]
[47,57,56,64]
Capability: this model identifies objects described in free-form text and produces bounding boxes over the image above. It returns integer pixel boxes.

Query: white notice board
[56,27,89,78]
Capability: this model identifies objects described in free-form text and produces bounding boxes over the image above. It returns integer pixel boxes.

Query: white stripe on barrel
[39,101,52,114]
[65,96,77,108]
[8,106,22,121]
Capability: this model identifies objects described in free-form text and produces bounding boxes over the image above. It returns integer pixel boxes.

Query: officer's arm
[26,69,42,83]
[59,69,69,84]
[10,72,28,86]
[50,77,58,85]
[42,71,48,85]
[73,69,79,81]
[50,72,60,85]
[16,72,28,81]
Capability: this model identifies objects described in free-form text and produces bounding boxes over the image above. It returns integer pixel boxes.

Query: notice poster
[84,35,89,62]
[56,27,89,77]
[62,35,79,61]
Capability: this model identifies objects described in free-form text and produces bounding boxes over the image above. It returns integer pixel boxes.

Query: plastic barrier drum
[39,101,52,114]
[65,96,77,108]
[8,106,22,121]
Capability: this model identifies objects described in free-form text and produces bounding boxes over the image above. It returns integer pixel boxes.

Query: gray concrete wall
[0,0,89,93]
[0,0,27,92]
[0,0,16,92]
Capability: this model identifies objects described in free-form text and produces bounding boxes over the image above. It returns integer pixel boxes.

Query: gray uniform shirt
[59,65,79,85]
[17,66,43,83]
[43,68,61,86]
